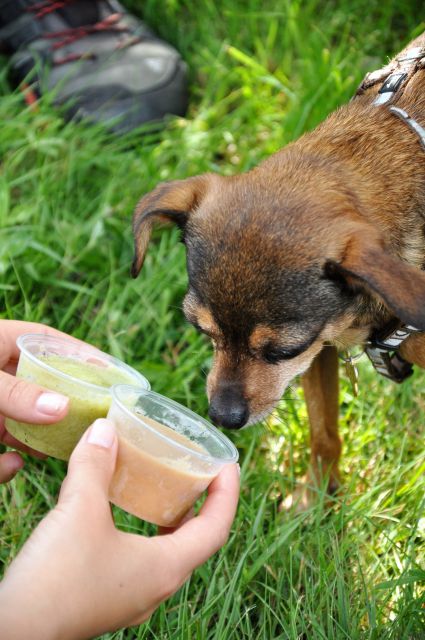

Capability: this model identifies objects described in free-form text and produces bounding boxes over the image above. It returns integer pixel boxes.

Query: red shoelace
[26,0,138,65]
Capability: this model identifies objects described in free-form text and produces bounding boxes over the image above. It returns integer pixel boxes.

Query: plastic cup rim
[111,384,239,465]
[16,333,150,394]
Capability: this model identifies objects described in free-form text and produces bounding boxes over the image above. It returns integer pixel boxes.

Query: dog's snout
[208,388,249,429]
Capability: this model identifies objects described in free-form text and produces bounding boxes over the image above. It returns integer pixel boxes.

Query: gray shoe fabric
[0,0,188,132]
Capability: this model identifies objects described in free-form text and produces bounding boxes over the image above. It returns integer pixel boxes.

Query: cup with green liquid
[5,334,150,460]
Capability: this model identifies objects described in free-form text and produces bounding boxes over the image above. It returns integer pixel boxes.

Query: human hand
[0,419,240,640]
[0,320,71,483]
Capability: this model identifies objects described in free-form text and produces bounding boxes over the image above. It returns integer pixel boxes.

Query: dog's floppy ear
[325,227,425,329]
[131,174,213,278]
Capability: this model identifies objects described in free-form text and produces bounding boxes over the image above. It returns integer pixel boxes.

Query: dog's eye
[193,322,210,337]
[262,346,302,364]
[190,321,218,343]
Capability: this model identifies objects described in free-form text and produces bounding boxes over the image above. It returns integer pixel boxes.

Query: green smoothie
[6,354,142,460]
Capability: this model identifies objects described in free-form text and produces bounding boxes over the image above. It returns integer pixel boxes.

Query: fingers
[162,463,240,571]
[59,419,118,510]
[0,320,92,426]
[0,370,69,425]
[0,451,24,483]
[0,320,84,368]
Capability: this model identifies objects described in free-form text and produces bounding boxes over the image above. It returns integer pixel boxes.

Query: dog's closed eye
[262,344,306,363]
[183,296,221,340]
[250,325,321,364]
[191,321,217,340]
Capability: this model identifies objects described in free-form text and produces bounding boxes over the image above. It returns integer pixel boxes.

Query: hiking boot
[0,0,188,132]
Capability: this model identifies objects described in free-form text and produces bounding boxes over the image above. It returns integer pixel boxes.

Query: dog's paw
[279,473,341,513]
[279,477,313,513]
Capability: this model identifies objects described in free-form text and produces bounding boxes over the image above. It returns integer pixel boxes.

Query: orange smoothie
[109,414,216,527]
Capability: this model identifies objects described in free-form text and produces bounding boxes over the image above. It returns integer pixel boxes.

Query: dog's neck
[258,71,425,348]
[300,103,425,243]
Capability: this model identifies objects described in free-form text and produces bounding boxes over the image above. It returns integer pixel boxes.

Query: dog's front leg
[301,345,341,495]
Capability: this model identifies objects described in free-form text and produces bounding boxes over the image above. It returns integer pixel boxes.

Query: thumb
[0,370,69,424]
[59,419,118,508]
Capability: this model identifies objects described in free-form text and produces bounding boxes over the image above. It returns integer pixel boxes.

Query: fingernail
[87,419,116,449]
[36,392,69,416]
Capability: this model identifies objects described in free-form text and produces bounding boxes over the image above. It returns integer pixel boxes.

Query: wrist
[0,575,61,640]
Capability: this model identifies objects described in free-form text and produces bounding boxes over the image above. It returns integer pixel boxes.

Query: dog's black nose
[208,389,249,429]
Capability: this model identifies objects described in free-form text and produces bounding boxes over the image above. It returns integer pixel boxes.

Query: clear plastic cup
[108,385,239,527]
[5,334,150,460]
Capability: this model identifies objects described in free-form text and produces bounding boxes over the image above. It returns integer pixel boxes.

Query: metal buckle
[378,72,408,94]
[374,72,408,105]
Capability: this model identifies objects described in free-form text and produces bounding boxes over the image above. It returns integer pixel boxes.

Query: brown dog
[131,33,425,501]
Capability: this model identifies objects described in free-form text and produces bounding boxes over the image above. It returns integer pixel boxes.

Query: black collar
[365,321,421,383]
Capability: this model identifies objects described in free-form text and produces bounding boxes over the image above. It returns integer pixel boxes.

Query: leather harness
[346,43,425,385]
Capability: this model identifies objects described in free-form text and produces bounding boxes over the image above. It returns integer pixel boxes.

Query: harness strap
[355,42,425,103]
[354,37,425,382]
[389,106,425,149]
[365,324,421,383]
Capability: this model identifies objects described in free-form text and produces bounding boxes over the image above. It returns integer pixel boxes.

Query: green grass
[1,0,424,637]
